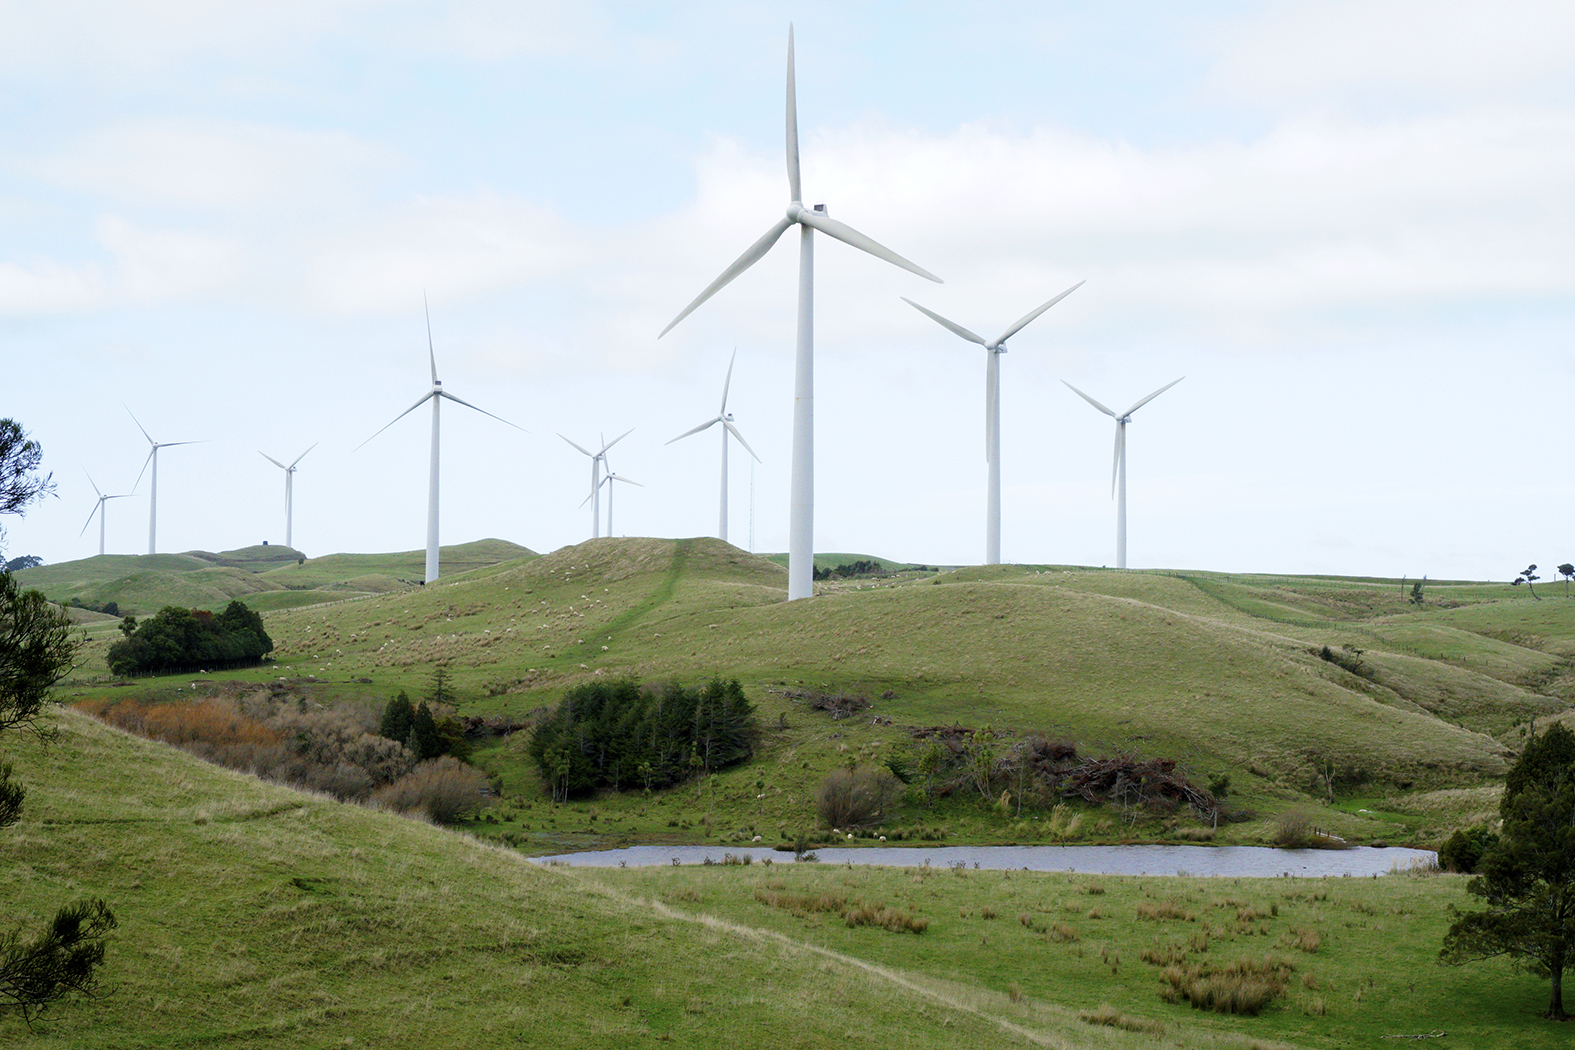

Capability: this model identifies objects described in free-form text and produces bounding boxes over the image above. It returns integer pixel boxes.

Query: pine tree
[378,692,415,744]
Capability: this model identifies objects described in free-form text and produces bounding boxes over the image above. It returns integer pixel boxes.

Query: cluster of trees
[1,417,115,1025]
[105,601,273,676]
[377,689,467,762]
[1512,563,1575,599]
[528,678,759,801]
[812,559,884,581]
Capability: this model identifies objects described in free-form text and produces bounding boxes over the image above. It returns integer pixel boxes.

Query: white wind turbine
[666,349,760,544]
[79,471,132,557]
[358,301,525,584]
[560,430,632,539]
[126,407,200,556]
[584,469,642,537]
[258,444,317,550]
[902,283,1084,565]
[660,25,941,600]
[1062,377,1184,569]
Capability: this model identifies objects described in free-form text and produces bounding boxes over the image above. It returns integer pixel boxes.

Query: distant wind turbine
[667,349,760,544]
[560,430,632,539]
[357,299,525,584]
[660,25,941,600]
[902,283,1084,565]
[79,470,132,557]
[126,407,200,555]
[583,469,642,537]
[258,444,317,550]
[1062,377,1185,569]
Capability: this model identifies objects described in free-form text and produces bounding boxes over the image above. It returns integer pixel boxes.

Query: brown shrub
[1158,956,1293,1015]
[817,765,902,828]
[371,756,489,824]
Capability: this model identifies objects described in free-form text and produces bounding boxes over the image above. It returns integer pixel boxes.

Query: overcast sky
[4,1,1571,582]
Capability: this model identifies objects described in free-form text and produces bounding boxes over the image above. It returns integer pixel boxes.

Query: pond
[529,842,1437,878]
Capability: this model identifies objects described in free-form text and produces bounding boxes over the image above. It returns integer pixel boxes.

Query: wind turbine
[258,444,317,550]
[1062,377,1184,569]
[79,471,132,557]
[667,349,760,544]
[584,470,642,537]
[560,430,632,540]
[902,283,1084,565]
[126,407,200,556]
[660,25,941,600]
[358,300,525,584]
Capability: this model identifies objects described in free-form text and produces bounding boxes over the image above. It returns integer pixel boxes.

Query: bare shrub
[1274,806,1314,846]
[371,756,489,824]
[817,765,902,829]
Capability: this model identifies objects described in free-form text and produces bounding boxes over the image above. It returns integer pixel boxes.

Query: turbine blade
[667,418,721,445]
[439,390,528,433]
[901,297,986,346]
[1110,423,1123,499]
[83,469,104,499]
[1062,380,1117,418]
[660,217,795,338]
[797,208,941,283]
[720,347,737,414]
[995,280,1085,344]
[579,490,595,508]
[600,428,634,454]
[723,419,761,462]
[131,448,154,493]
[611,474,643,487]
[1121,376,1186,417]
[355,392,435,451]
[424,291,438,385]
[79,502,100,538]
[124,405,155,445]
[559,434,594,457]
[289,443,319,469]
[259,451,288,470]
[786,25,801,202]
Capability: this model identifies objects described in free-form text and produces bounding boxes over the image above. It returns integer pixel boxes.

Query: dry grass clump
[1281,927,1322,953]
[844,904,928,934]
[1159,956,1294,1015]
[1049,922,1080,943]
[1140,942,1189,966]
[1136,900,1196,922]
[1079,1003,1164,1035]
[756,888,927,933]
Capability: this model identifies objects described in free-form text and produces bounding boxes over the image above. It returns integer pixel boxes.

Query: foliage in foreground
[528,678,758,800]
[106,600,273,676]
[0,900,117,1027]
[1442,722,1575,1019]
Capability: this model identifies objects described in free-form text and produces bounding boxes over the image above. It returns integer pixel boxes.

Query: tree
[0,419,115,1024]
[1558,563,1574,598]
[378,692,415,744]
[1441,723,1575,1018]
[1514,564,1541,599]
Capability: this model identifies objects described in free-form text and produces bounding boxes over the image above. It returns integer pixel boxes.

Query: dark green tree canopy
[1442,722,1575,1019]
[528,678,759,801]
[105,600,273,676]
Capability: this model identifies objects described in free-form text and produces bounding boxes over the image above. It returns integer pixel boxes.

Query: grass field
[10,539,1575,1042]
[0,710,1564,1049]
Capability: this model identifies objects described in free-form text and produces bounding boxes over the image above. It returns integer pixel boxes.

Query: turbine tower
[79,470,132,557]
[667,349,760,544]
[259,444,316,549]
[660,25,941,600]
[126,407,199,555]
[560,430,632,539]
[1062,377,1184,569]
[358,299,525,584]
[902,283,1084,565]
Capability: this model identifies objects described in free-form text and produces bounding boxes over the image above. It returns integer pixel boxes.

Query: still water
[530,843,1435,878]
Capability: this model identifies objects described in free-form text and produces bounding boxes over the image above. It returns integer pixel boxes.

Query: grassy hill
[52,537,1575,850]
[0,706,1560,1047]
[15,539,536,616]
